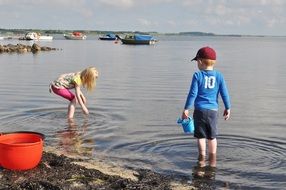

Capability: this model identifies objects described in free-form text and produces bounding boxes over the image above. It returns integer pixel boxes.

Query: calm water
[1,35,285,189]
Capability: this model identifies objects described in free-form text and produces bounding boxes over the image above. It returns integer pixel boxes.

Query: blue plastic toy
[177,117,194,134]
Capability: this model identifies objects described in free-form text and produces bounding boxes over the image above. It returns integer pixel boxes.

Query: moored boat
[64,32,87,40]
[98,33,117,41]
[119,34,157,45]
[20,32,53,41]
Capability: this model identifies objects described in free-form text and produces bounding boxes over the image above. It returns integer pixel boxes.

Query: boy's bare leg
[197,138,206,167]
[208,138,217,167]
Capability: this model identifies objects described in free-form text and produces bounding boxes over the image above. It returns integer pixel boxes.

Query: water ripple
[219,135,286,170]
[103,134,286,189]
[0,107,125,150]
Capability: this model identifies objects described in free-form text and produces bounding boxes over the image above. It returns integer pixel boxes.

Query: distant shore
[0,28,284,38]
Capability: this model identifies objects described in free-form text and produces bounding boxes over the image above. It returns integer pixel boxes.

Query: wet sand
[0,146,194,190]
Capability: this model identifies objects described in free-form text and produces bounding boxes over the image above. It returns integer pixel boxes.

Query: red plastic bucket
[0,132,44,170]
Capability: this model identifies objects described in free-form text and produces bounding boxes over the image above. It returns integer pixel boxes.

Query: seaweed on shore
[0,152,177,190]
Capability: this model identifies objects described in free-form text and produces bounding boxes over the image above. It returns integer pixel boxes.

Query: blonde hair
[80,67,98,92]
[200,58,216,67]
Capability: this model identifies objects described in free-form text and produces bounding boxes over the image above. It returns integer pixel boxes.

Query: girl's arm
[75,85,89,115]
[80,93,87,105]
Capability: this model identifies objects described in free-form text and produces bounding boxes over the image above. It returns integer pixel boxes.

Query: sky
[0,0,285,36]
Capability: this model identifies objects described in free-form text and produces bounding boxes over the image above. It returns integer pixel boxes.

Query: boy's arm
[182,109,189,119]
[182,74,198,119]
[223,109,230,120]
[219,74,231,120]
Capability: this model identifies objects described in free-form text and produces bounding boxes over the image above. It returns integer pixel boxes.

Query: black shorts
[193,109,218,139]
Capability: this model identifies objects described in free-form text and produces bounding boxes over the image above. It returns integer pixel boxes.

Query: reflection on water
[56,118,94,157]
[191,165,217,189]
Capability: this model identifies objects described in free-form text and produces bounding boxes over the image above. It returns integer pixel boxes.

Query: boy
[182,46,231,168]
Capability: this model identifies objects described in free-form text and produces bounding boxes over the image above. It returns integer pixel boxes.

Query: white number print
[204,76,216,89]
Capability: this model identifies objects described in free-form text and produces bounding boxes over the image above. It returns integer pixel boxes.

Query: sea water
[0,35,285,189]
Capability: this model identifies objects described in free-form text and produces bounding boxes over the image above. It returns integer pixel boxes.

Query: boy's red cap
[191,46,216,61]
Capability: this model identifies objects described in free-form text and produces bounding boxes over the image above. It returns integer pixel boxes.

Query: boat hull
[99,37,116,41]
[23,32,53,41]
[121,39,155,45]
[64,34,86,40]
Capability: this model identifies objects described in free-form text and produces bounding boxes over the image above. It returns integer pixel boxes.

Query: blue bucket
[177,117,194,134]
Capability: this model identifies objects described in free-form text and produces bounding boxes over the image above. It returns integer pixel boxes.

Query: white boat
[64,32,87,40]
[0,37,4,40]
[23,32,53,41]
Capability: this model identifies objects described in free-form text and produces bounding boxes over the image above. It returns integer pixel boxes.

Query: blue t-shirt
[184,70,231,110]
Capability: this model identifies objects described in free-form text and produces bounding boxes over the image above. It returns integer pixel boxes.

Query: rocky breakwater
[0,43,59,54]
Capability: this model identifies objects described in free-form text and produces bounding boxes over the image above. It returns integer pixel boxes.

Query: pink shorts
[51,85,75,101]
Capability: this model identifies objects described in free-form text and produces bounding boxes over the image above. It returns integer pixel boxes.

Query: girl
[50,67,98,119]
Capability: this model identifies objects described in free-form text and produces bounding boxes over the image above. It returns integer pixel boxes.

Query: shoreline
[1,28,284,38]
[0,146,194,190]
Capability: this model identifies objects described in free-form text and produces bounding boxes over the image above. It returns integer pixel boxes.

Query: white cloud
[260,0,285,6]
[0,0,85,7]
[265,15,285,28]
[214,4,228,16]
[0,0,93,19]
[179,0,285,31]
[167,20,177,27]
[96,0,176,9]
[136,18,158,30]
[98,0,135,9]
[267,18,278,28]
[182,0,203,7]
[137,18,152,26]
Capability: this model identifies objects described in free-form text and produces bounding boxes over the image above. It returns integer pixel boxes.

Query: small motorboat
[98,33,117,41]
[64,32,87,40]
[21,32,53,41]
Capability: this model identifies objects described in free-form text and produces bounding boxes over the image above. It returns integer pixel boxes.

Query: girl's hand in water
[83,107,89,115]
